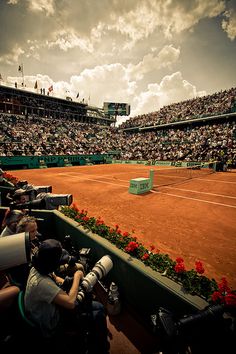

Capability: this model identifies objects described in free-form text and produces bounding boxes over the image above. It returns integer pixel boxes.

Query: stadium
[1,1,236,353]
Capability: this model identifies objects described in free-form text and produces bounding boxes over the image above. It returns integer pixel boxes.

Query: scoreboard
[103,102,130,116]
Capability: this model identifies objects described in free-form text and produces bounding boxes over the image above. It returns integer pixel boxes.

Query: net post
[149,169,154,189]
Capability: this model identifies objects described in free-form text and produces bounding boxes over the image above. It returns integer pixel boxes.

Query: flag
[18,65,23,72]
[48,85,53,92]
[34,80,38,89]
[76,92,79,98]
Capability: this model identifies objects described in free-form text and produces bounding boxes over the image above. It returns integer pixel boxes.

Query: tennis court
[10,164,236,289]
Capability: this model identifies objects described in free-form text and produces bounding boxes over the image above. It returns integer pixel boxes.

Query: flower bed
[61,203,236,305]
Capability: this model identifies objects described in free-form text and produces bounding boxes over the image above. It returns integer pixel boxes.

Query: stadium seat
[17,290,36,329]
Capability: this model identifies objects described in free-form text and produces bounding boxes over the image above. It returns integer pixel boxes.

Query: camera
[16,180,52,194]
[77,255,113,302]
[151,304,236,354]
[9,192,73,210]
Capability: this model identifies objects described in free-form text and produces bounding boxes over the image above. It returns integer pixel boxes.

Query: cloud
[46,29,94,53]
[109,0,226,44]
[69,63,137,105]
[27,0,55,16]
[6,74,53,91]
[0,0,229,72]
[8,68,206,128]
[7,0,19,4]
[131,71,206,117]
[128,45,180,80]
[222,9,236,40]
[0,45,24,65]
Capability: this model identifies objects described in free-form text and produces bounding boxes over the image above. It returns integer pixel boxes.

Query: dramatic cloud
[128,45,180,80]
[69,63,137,106]
[222,9,236,40]
[109,0,226,44]
[7,0,19,4]
[0,45,24,65]
[27,0,55,16]
[131,71,206,117]
[46,29,94,53]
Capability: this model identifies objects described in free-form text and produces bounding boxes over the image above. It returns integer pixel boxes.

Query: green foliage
[60,204,232,302]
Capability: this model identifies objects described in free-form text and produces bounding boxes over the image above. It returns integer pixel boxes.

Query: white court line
[161,186,236,200]
[62,172,236,209]
[151,190,236,209]
[196,177,236,184]
[61,174,128,188]
[69,174,236,200]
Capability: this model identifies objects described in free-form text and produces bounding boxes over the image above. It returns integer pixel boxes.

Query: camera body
[9,191,73,210]
[151,304,235,354]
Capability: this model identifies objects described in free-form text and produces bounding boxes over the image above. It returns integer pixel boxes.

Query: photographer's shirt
[0,226,14,237]
[24,267,61,337]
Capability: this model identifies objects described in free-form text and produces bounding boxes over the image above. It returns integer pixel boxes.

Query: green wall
[0,154,110,170]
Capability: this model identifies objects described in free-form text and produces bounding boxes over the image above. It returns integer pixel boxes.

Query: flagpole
[20,63,24,87]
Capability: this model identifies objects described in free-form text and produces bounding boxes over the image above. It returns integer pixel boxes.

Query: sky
[0,0,236,124]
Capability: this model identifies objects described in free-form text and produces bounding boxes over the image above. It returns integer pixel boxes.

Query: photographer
[16,216,41,246]
[0,209,24,237]
[5,216,42,289]
[25,239,109,353]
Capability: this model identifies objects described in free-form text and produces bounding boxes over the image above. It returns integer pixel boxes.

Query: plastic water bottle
[106,282,121,315]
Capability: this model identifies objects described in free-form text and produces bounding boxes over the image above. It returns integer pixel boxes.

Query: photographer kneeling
[24,239,110,353]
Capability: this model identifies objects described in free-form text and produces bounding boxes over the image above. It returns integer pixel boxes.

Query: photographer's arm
[53,270,83,310]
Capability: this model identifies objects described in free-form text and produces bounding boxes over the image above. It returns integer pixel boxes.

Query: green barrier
[0,154,110,170]
[112,160,211,167]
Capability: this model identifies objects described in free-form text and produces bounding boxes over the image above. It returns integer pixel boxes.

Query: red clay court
[10,164,236,289]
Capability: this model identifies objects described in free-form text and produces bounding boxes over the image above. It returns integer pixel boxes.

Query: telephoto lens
[77,255,113,302]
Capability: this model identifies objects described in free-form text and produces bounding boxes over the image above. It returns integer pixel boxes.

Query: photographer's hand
[53,270,83,310]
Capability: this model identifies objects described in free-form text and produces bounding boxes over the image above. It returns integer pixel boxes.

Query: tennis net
[151,162,215,189]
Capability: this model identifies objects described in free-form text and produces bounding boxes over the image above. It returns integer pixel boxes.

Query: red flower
[115,224,119,230]
[176,257,184,264]
[96,219,105,226]
[211,291,224,303]
[174,262,186,273]
[123,231,129,237]
[125,241,139,253]
[195,261,205,275]
[72,203,79,212]
[142,253,149,261]
[225,293,236,307]
[218,277,231,294]
[82,216,89,222]
[150,245,155,251]
[155,249,160,254]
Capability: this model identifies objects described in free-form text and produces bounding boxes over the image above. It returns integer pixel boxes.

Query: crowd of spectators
[1,86,236,164]
[120,87,236,129]
[0,113,236,164]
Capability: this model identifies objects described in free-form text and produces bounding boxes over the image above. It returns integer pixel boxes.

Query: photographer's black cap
[33,239,62,275]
